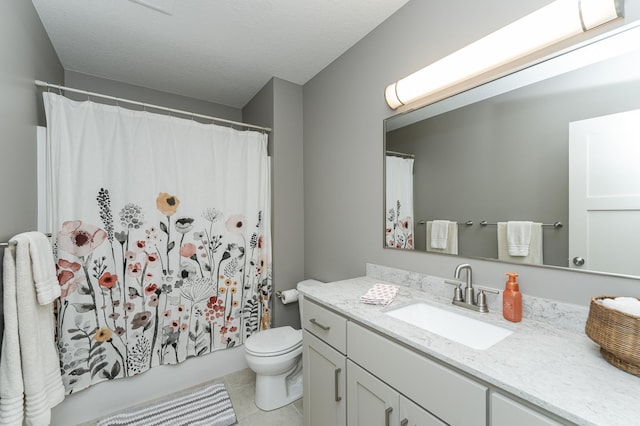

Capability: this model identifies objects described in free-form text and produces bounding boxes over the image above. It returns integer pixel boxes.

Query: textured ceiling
[32,0,410,108]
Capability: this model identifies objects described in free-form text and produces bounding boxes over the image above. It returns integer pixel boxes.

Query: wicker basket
[585,296,640,377]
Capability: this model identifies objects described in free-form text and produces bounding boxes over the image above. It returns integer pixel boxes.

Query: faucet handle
[444,279,464,302]
[475,285,500,295]
[475,286,500,313]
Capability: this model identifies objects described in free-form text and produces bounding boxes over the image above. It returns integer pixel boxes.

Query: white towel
[599,297,640,316]
[497,222,543,265]
[26,232,60,305]
[507,221,533,256]
[0,233,65,426]
[430,220,449,249]
[426,221,458,255]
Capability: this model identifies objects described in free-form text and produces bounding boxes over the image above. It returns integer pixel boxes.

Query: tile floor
[223,368,303,426]
[89,368,303,426]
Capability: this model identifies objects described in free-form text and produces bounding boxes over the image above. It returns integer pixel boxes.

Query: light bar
[385,0,623,110]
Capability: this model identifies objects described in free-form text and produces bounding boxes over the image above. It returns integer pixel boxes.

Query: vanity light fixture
[385,0,623,110]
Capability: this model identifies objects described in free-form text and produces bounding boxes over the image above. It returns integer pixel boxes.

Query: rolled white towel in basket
[599,297,640,316]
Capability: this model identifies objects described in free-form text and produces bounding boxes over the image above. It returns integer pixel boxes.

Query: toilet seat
[245,326,302,357]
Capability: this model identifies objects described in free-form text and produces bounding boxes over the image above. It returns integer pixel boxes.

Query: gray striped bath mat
[96,383,237,426]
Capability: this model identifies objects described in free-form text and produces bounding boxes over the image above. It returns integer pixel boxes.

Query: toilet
[244,279,322,411]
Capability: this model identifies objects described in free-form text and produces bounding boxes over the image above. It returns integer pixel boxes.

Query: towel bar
[417,221,473,226]
[0,233,53,248]
[479,221,563,228]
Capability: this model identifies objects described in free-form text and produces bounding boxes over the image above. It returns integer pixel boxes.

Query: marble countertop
[298,277,640,426]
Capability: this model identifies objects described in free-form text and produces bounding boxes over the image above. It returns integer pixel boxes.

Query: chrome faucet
[445,263,499,313]
[454,263,474,306]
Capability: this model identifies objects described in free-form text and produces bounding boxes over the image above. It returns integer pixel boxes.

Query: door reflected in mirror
[384,24,640,279]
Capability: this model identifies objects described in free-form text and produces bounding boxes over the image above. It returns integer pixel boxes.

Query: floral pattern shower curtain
[43,93,272,394]
[385,155,414,249]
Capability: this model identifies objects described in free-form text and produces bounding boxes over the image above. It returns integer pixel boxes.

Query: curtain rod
[35,80,272,133]
[386,150,415,159]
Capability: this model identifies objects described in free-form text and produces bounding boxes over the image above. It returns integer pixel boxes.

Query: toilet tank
[296,279,323,324]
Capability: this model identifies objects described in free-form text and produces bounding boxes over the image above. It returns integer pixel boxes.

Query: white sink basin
[385,302,513,350]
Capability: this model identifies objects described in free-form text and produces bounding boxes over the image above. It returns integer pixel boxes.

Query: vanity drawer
[491,393,564,426]
[302,298,347,354]
[348,322,488,426]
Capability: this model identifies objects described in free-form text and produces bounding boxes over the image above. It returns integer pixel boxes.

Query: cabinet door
[399,395,447,426]
[347,360,399,426]
[491,393,563,426]
[303,330,346,426]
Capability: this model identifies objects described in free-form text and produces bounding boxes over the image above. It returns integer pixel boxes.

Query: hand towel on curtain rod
[43,92,272,394]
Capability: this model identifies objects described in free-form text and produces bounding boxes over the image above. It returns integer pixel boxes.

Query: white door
[569,109,640,275]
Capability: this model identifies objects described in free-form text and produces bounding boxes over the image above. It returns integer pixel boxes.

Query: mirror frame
[383,21,640,280]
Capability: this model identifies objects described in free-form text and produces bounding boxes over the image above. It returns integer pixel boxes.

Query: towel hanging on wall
[506,221,533,256]
[426,221,458,255]
[430,220,450,249]
[497,222,543,265]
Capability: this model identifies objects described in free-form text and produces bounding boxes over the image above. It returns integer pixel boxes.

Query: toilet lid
[245,326,302,356]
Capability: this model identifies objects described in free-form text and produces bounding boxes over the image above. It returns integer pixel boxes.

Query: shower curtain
[43,93,272,394]
[385,155,414,250]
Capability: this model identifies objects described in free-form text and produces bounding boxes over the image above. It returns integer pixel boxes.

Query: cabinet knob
[573,256,585,266]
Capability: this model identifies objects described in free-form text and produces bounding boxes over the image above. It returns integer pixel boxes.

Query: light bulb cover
[385,0,623,110]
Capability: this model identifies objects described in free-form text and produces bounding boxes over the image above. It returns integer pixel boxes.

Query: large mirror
[384,22,640,278]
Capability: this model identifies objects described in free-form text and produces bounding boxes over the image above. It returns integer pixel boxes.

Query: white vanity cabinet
[347,360,445,426]
[348,322,487,426]
[491,393,564,426]
[302,297,574,426]
[302,299,347,426]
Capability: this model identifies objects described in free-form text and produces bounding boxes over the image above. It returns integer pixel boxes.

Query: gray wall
[65,70,241,121]
[0,0,63,342]
[387,68,640,266]
[244,78,305,329]
[0,1,63,241]
[303,0,640,306]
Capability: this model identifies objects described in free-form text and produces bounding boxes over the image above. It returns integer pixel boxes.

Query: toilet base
[255,360,303,411]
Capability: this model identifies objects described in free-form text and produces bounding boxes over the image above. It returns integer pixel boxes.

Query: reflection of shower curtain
[43,93,272,394]
[385,155,414,249]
